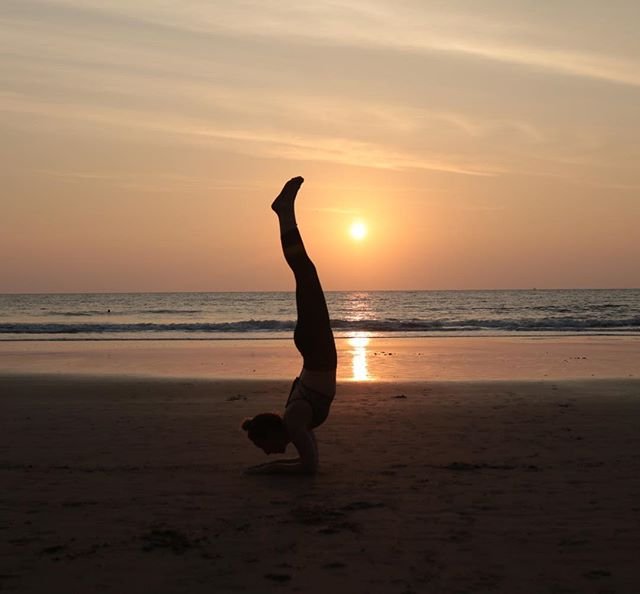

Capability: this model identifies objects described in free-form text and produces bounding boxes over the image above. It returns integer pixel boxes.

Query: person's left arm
[245,426,318,475]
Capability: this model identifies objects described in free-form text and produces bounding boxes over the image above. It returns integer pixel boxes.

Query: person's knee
[295,259,317,278]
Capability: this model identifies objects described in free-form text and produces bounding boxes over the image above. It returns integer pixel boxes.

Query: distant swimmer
[242,177,337,475]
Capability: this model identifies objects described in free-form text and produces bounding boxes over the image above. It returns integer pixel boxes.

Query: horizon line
[1,287,639,296]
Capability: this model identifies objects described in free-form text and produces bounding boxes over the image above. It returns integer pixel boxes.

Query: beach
[3,0,639,588]
[2,338,640,593]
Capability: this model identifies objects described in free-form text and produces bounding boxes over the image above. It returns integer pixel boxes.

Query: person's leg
[272,177,337,371]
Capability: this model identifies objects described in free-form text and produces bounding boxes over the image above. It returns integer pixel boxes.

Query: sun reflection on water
[347,332,372,381]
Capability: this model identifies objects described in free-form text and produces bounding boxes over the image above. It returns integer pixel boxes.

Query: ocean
[1,290,638,341]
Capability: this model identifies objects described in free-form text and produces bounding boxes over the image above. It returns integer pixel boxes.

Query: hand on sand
[244,463,272,475]
[244,458,303,475]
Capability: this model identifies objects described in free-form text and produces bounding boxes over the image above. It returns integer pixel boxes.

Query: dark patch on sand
[428,462,541,472]
[39,545,65,556]
[264,573,291,582]
[141,529,193,554]
[323,561,347,569]
[583,569,611,579]
[341,501,385,511]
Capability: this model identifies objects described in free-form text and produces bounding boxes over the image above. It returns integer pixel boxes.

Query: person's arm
[245,422,318,475]
[244,457,302,474]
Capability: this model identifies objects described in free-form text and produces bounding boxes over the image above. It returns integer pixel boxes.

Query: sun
[349,221,367,241]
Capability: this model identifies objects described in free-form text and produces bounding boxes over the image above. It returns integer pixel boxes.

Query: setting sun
[349,221,368,241]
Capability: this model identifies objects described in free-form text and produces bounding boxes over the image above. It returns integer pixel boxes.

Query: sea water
[1,290,638,341]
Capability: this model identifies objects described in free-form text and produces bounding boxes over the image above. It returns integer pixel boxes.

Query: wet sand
[1,335,638,381]
[2,374,639,593]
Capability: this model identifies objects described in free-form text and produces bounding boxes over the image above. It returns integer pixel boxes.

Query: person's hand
[244,463,271,475]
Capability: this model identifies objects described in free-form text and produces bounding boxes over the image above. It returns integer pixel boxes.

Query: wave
[333,317,640,332]
[46,310,107,317]
[44,309,204,316]
[0,320,295,334]
[2,316,640,335]
[142,309,203,314]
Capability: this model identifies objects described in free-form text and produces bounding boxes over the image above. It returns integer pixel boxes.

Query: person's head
[241,413,289,454]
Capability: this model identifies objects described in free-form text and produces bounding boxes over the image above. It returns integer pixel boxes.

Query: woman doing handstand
[242,177,337,475]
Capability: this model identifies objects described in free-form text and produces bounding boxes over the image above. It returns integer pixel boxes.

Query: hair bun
[241,418,252,432]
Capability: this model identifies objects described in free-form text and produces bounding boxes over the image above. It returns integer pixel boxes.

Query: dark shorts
[286,376,335,429]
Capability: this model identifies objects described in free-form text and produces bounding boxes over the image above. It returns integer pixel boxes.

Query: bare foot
[271,176,304,213]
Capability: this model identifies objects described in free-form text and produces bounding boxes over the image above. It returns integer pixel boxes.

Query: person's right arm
[244,406,318,475]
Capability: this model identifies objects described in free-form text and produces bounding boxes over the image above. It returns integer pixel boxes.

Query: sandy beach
[4,0,639,590]
[2,357,640,593]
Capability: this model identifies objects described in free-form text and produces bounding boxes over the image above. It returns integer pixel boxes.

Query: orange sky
[1,1,639,292]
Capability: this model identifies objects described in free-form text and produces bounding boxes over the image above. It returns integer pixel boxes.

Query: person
[242,176,337,475]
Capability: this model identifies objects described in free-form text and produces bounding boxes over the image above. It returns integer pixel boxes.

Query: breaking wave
[2,315,640,336]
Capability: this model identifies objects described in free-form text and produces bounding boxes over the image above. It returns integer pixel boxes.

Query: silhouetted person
[242,177,337,475]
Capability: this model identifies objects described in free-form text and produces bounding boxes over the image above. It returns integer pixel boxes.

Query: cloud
[0,91,503,176]
[7,0,639,88]
[37,169,272,193]
[1,1,638,189]
[430,39,640,88]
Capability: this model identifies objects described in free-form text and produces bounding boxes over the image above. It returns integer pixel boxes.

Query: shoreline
[1,334,638,381]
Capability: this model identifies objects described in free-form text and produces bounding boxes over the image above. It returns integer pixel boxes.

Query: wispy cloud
[1,1,639,189]
[431,40,640,88]
[37,169,273,193]
[0,92,503,176]
[7,0,639,88]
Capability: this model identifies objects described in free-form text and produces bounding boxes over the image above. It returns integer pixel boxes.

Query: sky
[1,0,639,292]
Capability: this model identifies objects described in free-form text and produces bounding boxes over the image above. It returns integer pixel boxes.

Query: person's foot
[271,176,304,213]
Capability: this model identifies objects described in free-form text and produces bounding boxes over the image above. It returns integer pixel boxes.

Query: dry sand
[2,374,639,593]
